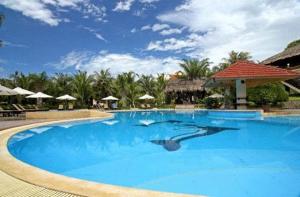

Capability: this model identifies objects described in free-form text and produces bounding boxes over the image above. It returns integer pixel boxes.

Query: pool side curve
[0,113,202,197]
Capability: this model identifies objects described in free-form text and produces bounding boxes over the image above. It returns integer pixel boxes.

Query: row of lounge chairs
[0,104,50,120]
[58,104,74,110]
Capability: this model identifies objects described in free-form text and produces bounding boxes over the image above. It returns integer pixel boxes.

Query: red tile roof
[212,61,300,79]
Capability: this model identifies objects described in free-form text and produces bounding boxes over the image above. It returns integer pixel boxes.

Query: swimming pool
[7,111,300,196]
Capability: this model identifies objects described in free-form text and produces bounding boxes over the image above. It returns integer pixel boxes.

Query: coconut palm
[138,75,156,95]
[72,71,93,107]
[179,58,211,80]
[94,69,113,98]
[217,51,252,71]
[52,73,73,96]
[155,73,168,106]
[28,72,49,92]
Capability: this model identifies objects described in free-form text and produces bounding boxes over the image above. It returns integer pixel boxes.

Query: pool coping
[0,113,201,197]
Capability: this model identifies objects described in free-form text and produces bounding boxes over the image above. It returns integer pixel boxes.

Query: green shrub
[203,97,223,109]
[247,83,288,106]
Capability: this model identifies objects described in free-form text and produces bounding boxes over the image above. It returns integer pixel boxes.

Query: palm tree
[28,72,49,92]
[179,58,211,80]
[94,69,113,99]
[217,51,252,71]
[126,82,140,108]
[154,73,167,106]
[52,73,73,96]
[114,72,138,108]
[138,75,155,95]
[72,71,93,107]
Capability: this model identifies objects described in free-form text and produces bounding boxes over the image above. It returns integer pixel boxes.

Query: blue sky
[1,0,300,77]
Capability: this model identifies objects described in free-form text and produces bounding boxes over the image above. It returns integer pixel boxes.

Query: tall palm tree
[72,71,93,107]
[126,82,140,108]
[179,58,211,80]
[52,73,73,96]
[114,72,138,107]
[28,72,49,92]
[94,69,113,99]
[155,73,167,106]
[138,75,155,95]
[217,50,252,71]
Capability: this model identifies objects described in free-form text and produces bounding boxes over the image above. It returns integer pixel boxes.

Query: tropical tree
[154,73,168,106]
[138,74,156,95]
[52,73,73,96]
[72,71,93,107]
[94,69,113,99]
[114,72,137,107]
[216,50,252,71]
[28,72,49,92]
[179,58,211,80]
[126,82,140,108]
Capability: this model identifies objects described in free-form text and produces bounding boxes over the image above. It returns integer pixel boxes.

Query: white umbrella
[139,94,154,100]
[0,84,18,95]
[13,87,35,95]
[56,94,76,101]
[26,92,53,105]
[208,93,224,98]
[26,92,53,98]
[102,96,119,101]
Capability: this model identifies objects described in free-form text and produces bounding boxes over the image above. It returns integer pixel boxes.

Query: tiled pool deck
[0,119,82,197]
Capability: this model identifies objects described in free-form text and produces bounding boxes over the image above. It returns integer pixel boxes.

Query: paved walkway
[0,119,82,197]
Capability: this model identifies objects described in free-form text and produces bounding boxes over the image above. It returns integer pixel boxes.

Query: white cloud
[113,0,135,12]
[139,0,159,3]
[131,28,137,33]
[152,23,169,31]
[147,34,201,52]
[51,51,181,75]
[0,0,106,26]
[79,26,106,42]
[154,0,300,63]
[159,28,182,36]
[141,25,151,31]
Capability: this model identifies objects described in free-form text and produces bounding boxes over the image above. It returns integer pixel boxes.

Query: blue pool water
[8,111,300,196]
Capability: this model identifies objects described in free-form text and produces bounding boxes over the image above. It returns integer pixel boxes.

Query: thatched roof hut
[262,44,300,68]
[165,79,206,92]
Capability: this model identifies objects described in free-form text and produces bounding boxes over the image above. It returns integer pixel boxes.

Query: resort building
[262,44,300,92]
[205,61,300,109]
[165,72,206,104]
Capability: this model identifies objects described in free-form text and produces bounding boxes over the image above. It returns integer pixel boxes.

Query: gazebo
[165,79,206,104]
[205,61,300,109]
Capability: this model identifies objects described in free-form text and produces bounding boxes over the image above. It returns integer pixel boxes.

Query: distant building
[262,44,300,91]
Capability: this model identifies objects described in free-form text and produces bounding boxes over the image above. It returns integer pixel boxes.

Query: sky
[0,0,300,77]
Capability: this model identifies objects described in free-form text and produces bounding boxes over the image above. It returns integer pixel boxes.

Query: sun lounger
[58,104,64,110]
[140,104,146,109]
[146,104,151,109]
[104,103,109,110]
[68,103,74,110]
